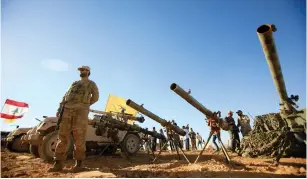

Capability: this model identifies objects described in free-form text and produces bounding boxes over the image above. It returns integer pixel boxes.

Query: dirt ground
[1,147,306,178]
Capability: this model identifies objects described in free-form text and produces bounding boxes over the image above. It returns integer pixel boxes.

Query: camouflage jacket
[238,115,252,133]
[58,78,99,112]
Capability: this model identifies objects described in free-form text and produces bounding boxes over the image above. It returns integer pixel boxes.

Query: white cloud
[41,59,70,71]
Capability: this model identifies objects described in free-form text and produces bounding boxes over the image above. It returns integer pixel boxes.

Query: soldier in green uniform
[236,110,252,137]
[48,66,99,172]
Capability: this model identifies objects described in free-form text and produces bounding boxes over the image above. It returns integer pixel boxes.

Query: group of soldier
[142,123,205,153]
[142,109,252,155]
[46,65,252,173]
[209,110,252,153]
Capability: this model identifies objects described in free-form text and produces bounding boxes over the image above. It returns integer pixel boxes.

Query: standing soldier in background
[48,66,99,172]
[196,132,202,150]
[183,126,190,151]
[142,128,150,151]
[207,111,221,153]
[166,125,175,151]
[189,128,197,151]
[159,128,165,151]
[236,110,252,137]
[151,127,157,152]
[173,122,182,149]
[225,111,240,153]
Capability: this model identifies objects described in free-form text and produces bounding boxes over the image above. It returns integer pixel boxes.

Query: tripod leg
[148,144,156,158]
[217,136,232,164]
[172,138,181,160]
[176,143,191,164]
[152,141,168,163]
[95,143,111,161]
[194,133,213,164]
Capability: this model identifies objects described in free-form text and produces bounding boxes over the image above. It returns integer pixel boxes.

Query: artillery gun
[89,109,145,123]
[257,24,306,140]
[170,83,230,131]
[170,83,232,164]
[126,99,186,136]
[239,24,306,164]
[90,113,165,141]
[90,111,166,158]
[126,99,191,163]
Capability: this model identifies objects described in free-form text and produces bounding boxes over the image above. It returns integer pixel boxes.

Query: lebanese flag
[1,99,29,122]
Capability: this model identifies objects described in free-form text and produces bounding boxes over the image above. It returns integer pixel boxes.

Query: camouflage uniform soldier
[189,128,197,151]
[48,66,99,172]
[225,111,240,153]
[236,110,252,137]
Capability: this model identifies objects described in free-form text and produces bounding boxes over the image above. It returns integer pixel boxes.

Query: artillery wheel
[122,133,141,155]
[29,144,40,157]
[7,135,29,152]
[40,131,73,162]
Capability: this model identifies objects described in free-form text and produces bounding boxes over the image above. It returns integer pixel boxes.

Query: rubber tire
[40,130,73,162]
[29,144,40,157]
[122,133,141,155]
[8,135,30,153]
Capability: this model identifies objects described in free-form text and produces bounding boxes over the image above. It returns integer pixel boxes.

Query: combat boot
[47,160,64,172]
[71,160,88,173]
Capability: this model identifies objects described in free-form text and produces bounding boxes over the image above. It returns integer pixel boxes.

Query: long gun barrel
[170,83,213,117]
[89,109,145,123]
[256,24,295,113]
[126,99,186,136]
[91,114,166,140]
[170,83,230,131]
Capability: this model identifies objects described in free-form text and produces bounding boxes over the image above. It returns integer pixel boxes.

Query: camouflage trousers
[228,130,240,152]
[54,108,89,161]
[191,139,197,150]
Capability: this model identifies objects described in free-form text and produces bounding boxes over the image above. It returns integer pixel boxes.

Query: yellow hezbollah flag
[105,94,138,124]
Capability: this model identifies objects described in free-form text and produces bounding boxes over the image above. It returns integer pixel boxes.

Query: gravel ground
[1,148,306,178]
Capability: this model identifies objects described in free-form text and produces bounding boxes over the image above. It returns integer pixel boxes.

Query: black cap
[236,110,242,114]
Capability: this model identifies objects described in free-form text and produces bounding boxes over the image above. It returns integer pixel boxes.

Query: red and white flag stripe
[1,99,29,119]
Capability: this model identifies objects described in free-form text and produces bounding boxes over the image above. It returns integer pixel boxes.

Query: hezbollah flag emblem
[105,94,138,124]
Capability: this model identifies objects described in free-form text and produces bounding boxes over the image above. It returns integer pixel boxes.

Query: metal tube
[170,83,213,118]
[256,24,293,112]
[126,99,186,136]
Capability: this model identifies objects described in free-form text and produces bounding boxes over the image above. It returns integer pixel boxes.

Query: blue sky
[1,0,306,145]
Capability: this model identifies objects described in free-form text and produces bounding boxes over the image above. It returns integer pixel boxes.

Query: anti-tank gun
[89,109,145,123]
[257,24,306,138]
[126,99,186,136]
[256,24,306,163]
[90,113,166,141]
[170,83,230,131]
[170,83,232,164]
[126,99,191,163]
[89,109,166,157]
